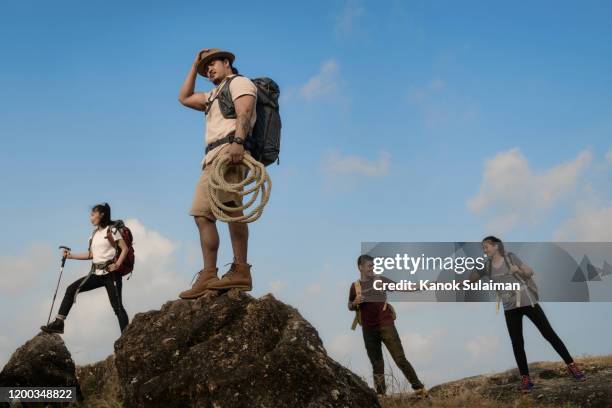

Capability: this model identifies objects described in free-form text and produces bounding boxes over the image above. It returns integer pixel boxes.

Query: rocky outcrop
[76,355,121,406]
[0,332,81,405]
[113,290,379,408]
[381,356,612,408]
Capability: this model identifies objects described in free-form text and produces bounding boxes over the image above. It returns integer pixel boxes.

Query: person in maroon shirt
[348,255,426,397]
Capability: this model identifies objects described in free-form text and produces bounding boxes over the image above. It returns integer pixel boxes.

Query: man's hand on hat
[193,49,210,67]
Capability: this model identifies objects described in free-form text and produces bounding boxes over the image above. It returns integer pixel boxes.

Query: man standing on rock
[178,48,257,298]
[348,255,427,398]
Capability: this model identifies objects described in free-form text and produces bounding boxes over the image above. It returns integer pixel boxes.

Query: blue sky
[1,0,612,388]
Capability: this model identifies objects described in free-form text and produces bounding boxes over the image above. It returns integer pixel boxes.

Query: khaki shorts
[190,163,247,220]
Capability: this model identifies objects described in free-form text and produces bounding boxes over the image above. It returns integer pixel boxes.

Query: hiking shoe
[414,387,428,399]
[520,375,534,393]
[41,318,64,334]
[207,263,252,291]
[179,267,219,299]
[567,362,586,381]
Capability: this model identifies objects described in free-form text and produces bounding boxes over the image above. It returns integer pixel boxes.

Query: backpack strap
[106,225,122,264]
[87,229,96,252]
[505,253,536,307]
[106,226,117,248]
[204,74,242,115]
[350,280,362,331]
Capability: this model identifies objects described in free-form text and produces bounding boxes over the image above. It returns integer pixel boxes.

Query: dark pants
[58,272,129,332]
[504,304,573,376]
[362,324,423,394]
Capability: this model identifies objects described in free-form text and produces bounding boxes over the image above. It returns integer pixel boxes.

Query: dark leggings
[504,304,573,376]
[58,272,129,332]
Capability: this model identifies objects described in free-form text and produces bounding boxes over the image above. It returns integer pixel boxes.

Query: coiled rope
[206,153,272,223]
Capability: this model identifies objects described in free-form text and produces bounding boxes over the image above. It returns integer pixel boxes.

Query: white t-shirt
[90,227,123,275]
[202,75,257,166]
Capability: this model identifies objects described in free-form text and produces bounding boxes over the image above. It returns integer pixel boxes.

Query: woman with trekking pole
[41,203,131,334]
[468,236,585,393]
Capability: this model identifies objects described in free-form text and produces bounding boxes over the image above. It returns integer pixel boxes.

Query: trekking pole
[47,246,71,325]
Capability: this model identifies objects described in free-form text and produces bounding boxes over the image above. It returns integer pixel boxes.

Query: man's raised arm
[178,50,208,111]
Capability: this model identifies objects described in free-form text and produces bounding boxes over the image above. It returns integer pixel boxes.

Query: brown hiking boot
[207,263,252,291]
[179,267,219,299]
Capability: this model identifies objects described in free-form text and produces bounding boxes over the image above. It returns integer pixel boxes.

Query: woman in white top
[41,203,130,334]
[470,236,585,393]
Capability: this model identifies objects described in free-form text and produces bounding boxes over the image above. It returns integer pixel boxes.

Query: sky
[1,0,612,390]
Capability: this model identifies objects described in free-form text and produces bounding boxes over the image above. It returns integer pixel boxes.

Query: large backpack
[108,220,135,277]
[215,75,282,166]
[89,220,135,278]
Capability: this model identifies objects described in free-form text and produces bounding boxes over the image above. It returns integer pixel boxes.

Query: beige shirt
[202,75,257,166]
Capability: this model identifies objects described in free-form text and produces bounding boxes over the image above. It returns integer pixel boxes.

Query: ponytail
[92,202,113,228]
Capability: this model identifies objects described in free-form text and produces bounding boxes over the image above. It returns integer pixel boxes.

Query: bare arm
[234,94,256,140]
[347,284,361,311]
[108,239,129,272]
[178,51,208,111]
[66,251,92,261]
[514,263,534,278]
[227,94,256,163]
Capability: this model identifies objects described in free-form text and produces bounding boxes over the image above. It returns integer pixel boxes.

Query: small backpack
[214,75,282,166]
[350,280,396,330]
[484,252,539,311]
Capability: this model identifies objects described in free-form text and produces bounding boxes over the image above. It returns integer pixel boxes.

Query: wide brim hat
[196,48,235,77]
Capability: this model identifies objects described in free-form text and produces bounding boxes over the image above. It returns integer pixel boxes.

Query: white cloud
[300,59,340,100]
[468,148,592,232]
[465,335,500,360]
[0,244,54,297]
[320,150,391,191]
[322,150,391,178]
[334,1,366,38]
[554,204,612,241]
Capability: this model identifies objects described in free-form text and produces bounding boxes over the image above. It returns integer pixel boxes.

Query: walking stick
[47,246,71,325]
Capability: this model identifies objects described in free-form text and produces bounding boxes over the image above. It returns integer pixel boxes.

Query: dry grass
[380,392,580,408]
[377,355,612,408]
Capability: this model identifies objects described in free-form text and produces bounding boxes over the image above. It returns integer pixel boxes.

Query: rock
[114,291,379,408]
[410,358,612,408]
[76,355,121,406]
[0,332,81,405]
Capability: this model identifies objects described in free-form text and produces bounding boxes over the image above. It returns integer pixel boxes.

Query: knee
[229,220,248,233]
[194,215,215,228]
[66,281,80,295]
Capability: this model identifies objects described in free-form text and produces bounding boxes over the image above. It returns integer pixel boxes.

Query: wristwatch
[230,135,245,145]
